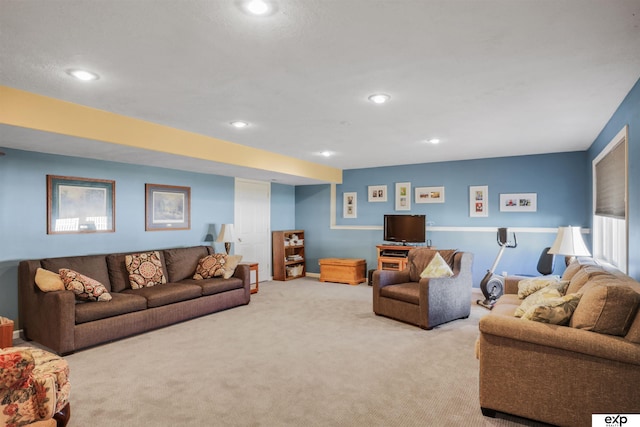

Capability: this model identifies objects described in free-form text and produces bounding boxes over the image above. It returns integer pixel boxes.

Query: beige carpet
[20,278,549,426]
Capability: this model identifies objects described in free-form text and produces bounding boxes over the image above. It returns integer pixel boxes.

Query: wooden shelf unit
[272,230,306,281]
[376,245,415,271]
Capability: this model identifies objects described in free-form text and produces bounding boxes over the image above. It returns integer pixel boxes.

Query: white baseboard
[13,329,21,340]
[306,272,320,278]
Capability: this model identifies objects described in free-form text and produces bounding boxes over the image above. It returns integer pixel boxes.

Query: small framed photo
[47,175,115,234]
[368,185,387,202]
[343,192,357,218]
[395,182,411,211]
[470,185,489,217]
[145,183,191,231]
[415,186,445,204]
[500,193,537,212]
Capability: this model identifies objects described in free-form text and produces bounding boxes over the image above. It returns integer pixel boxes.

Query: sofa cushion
[59,268,112,302]
[565,265,608,294]
[570,284,640,336]
[420,252,453,278]
[193,254,228,280]
[75,292,148,324]
[163,246,210,282]
[42,254,111,292]
[121,282,201,308]
[517,276,561,299]
[625,312,640,344]
[514,281,568,317]
[409,249,456,282]
[125,251,167,289]
[35,268,65,292]
[521,293,581,325]
[380,282,420,305]
[561,260,582,281]
[180,277,244,296]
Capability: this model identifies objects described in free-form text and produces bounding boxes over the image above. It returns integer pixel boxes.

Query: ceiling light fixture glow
[246,0,270,15]
[230,121,249,128]
[66,69,99,81]
[368,93,391,104]
[428,138,441,144]
[320,151,332,157]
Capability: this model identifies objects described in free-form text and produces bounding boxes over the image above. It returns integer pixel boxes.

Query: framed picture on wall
[469,185,489,217]
[343,192,357,218]
[47,175,115,234]
[368,185,387,202]
[395,182,411,211]
[500,193,537,212]
[415,186,445,204]
[145,183,191,230]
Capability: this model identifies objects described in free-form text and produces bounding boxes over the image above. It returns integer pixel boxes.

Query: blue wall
[0,149,295,327]
[296,151,589,286]
[587,77,640,279]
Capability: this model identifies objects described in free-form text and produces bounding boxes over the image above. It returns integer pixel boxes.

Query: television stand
[376,245,414,271]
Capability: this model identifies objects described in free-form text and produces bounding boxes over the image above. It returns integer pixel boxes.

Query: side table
[1,317,14,348]
[240,262,259,294]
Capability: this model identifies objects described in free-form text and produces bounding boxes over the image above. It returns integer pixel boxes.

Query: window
[592,126,628,272]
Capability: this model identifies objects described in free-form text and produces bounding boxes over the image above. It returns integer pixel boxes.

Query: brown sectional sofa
[18,245,250,355]
[477,257,640,427]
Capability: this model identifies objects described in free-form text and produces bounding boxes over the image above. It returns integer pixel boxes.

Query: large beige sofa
[477,258,640,427]
[18,245,250,355]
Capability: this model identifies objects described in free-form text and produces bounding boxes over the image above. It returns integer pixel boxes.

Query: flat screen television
[383,214,426,244]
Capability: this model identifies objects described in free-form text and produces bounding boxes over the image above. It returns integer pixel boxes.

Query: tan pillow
[517,276,560,299]
[125,251,167,289]
[223,255,243,279]
[565,266,608,295]
[35,268,65,292]
[522,293,582,325]
[561,260,582,281]
[570,284,640,336]
[514,281,569,317]
[59,268,112,302]
[193,253,228,280]
[420,252,453,278]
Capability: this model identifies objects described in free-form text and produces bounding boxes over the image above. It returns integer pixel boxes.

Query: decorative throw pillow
[420,252,454,279]
[193,253,228,280]
[517,276,560,299]
[35,268,65,292]
[514,280,569,317]
[223,255,243,279]
[125,251,167,289]
[521,293,582,325]
[565,265,608,295]
[59,268,112,302]
[570,284,640,336]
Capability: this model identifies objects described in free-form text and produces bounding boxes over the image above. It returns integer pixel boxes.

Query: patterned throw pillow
[125,251,167,289]
[59,268,112,302]
[420,252,453,279]
[514,280,569,317]
[193,254,228,280]
[223,255,243,279]
[521,293,582,325]
[517,276,560,299]
[35,268,65,292]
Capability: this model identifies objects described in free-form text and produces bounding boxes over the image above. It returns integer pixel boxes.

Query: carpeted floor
[19,278,550,426]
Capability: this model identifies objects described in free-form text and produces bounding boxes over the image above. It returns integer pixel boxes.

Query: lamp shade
[548,226,591,257]
[215,224,237,243]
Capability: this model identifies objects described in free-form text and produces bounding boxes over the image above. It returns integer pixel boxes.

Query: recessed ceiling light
[427,138,441,144]
[368,93,391,104]
[320,151,332,157]
[245,0,270,15]
[230,121,249,128]
[66,69,99,81]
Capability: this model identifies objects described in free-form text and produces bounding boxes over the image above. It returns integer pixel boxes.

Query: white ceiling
[2,0,640,185]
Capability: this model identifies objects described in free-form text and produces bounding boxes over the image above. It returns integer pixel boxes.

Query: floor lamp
[548,226,591,266]
[216,224,237,254]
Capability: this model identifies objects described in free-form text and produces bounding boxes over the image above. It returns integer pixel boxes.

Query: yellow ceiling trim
[0,85,342,183]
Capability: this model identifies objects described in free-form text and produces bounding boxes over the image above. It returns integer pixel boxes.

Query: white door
[234,178,271,282]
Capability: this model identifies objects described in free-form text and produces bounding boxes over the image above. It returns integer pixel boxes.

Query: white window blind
[595,140,626,219]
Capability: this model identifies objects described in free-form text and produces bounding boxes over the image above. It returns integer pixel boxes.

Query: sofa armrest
[504,275,528,295]
[233,264,251,294]
[479,314,640,366]
[373,269,411,289]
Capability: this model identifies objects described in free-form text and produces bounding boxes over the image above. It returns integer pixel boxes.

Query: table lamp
[548,226,591,266]
[216,223,237,254]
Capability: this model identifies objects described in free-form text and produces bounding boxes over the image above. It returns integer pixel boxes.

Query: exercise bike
[477,227,517,310]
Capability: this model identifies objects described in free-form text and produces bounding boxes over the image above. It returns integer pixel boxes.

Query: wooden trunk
[319,258,367,285]
[0,318,14,348]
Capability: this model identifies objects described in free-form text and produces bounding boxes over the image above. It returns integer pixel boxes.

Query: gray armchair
[373,248,474,329]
